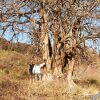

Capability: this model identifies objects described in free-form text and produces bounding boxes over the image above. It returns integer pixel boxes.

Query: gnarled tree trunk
[52,35,64,78]
[40,2,53,81]
[67,57,78,92]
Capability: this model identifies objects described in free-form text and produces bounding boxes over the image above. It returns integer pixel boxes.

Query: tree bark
[67,57,78,92]
[52,36,64,77]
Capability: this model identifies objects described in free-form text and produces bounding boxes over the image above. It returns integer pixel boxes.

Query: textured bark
[53,52,63,76]
[67,58,78,92]
[40,3,52,80]
[52,36,65,77]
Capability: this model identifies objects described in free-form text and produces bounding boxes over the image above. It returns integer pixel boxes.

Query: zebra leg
[37,74,40,81]
[38,74,40,81]
[40,73,43,81]
[35,74,38,81]
[38,73,42,81]
[29,75,33,83]
[33,74,35,82]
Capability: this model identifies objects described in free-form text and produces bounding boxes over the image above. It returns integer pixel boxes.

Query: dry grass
[0,50,100,100]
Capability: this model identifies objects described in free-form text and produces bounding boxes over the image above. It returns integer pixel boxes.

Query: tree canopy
[0,0,99,47]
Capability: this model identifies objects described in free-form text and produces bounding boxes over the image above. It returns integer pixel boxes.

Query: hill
[0,37,30,54]
[0,38,100,100]
[0,37,42,58]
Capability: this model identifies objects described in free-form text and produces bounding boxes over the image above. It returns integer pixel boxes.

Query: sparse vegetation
[0,0,100,100]
[0,48,100,100]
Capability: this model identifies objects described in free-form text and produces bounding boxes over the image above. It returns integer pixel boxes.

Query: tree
[0,0,100,91]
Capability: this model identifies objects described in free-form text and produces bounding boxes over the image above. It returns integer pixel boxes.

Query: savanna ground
[0,50,100,100]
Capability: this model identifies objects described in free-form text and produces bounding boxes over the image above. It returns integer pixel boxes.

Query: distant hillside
[0,49,100,100]
[0,37,42,58]
[0,39,100,100]
[0,37,30,54]
[0,50,29,72]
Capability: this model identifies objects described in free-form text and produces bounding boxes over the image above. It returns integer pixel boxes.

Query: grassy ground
[0,50,100,100]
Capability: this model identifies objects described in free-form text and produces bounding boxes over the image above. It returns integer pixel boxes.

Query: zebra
[28,60,46,82]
